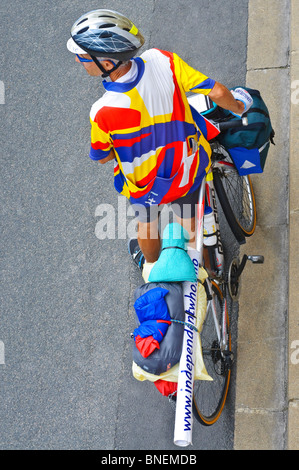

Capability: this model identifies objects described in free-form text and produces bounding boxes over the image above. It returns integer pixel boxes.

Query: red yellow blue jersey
[89,48,215,205]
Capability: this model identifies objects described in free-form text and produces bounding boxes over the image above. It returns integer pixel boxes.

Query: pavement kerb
[234,0,293,450]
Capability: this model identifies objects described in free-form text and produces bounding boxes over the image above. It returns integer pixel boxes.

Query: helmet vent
[77,26,89,35]
[98,23,115,29]
[77,18,88,26]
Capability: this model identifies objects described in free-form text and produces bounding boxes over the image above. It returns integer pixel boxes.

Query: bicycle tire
[213,162,257,238]
[193,281,231,426]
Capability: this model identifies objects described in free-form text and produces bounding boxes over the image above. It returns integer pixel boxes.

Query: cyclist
[67,9,253,271]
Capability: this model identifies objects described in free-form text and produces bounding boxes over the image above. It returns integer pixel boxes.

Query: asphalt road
[0,0,248,450]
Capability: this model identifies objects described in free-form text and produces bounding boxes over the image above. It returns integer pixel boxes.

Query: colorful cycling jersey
[89,48,215,206]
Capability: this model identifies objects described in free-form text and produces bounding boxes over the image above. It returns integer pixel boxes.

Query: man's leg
[129,204,162,269]
[171,192,198,249]
[171,189,212,270]
[173,213,196,248]
[137,218,161,263]
[174,212,211,269]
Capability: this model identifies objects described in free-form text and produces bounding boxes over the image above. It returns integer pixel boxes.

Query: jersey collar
[102,58,145,92]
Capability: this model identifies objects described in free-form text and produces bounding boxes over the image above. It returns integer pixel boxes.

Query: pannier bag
[132,272,212,396]
[215,87,275,175]
[132,282,185,376]
[131,223,212,397]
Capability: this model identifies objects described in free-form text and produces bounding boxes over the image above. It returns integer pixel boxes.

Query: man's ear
[102,60,114,70]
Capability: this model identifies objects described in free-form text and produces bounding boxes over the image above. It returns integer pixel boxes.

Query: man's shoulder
[90,92,131,122]
[90,93,117,121]
[140,48,173,61]
[90,95,106,121]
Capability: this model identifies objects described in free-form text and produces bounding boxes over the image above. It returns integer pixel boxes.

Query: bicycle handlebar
[218,117,248,131]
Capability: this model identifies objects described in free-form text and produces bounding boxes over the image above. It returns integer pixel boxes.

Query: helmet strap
[91,56,123,79]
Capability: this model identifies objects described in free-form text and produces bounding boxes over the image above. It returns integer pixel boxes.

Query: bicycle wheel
[213,157,257,237]
[193,281,232,426]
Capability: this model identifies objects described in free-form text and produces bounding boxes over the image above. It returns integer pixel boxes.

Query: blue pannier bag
[202,87,275,175]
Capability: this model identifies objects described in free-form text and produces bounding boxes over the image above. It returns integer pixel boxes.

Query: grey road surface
[0,0,248,450]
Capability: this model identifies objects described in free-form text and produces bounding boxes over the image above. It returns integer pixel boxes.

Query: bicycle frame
[195,170,224,278]
[196,171,229,352]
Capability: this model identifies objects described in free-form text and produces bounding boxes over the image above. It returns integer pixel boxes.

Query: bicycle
[173,102,264,442]
[189,167,263,428]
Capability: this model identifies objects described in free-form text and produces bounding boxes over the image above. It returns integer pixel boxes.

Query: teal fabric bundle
[148,223,197,283]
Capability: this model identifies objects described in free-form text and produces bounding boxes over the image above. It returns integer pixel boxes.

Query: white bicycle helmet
[70,9,144,74]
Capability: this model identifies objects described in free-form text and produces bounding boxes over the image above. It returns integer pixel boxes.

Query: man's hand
[231,88,253,117]
[208,82,252,117]
[99,148,115,164]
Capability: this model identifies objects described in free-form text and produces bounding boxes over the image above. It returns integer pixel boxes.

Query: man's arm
[99,148,115,164]
[208,81,245,115]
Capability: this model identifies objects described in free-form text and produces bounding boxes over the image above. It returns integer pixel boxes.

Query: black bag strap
[246,107,269,118]
[161,246,186,252]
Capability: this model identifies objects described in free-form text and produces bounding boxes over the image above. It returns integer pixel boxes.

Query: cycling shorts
[131,187,200,224]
